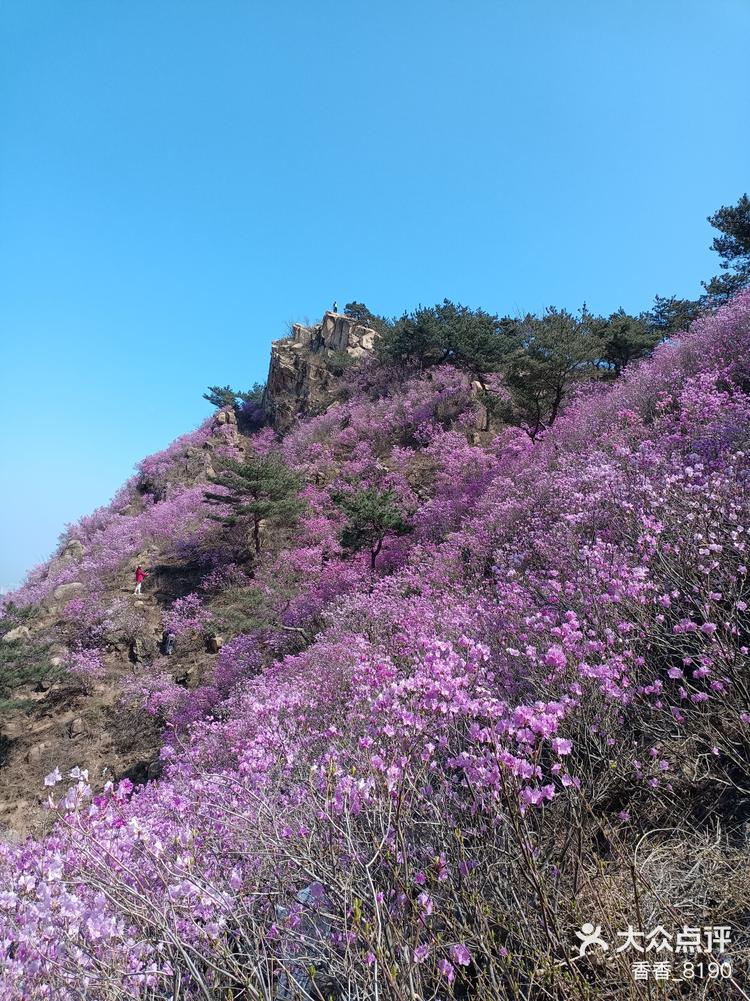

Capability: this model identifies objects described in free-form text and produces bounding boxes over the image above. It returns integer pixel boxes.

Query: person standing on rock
[134,566,149,595]
[332,300,338,313]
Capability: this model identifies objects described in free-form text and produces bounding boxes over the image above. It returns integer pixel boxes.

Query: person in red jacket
[134,565,149,595]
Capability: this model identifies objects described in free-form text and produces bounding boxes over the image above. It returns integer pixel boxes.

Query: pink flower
[417,892,433,916]
[542,645,566,670]
[413,944,431,964]
[451,943,471,966]
[438,959,455,983]
[550,737,572,755]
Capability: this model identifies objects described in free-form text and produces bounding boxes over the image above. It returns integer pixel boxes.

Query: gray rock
[264,313,379,430]
[2,626,31,644]
[61,539,85,560]
[173,665,200,688]
[69,717,84,738]
[206,634,224,653]
[26,742,46,764]
[213,408,237,426]
[52,582,85,603]
[147,760,163,781]
[129,638,147,663]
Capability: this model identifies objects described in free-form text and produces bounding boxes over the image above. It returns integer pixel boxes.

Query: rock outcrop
[264,311,378,430]
[2,626,31,644]
[51,582,85,604]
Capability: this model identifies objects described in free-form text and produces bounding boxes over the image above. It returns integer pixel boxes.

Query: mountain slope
[1,295,749,999]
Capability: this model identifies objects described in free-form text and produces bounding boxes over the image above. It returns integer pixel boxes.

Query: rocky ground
[0,578,216,839]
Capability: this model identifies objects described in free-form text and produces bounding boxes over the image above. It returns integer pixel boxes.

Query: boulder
[61,539,85,560]
[2,626,31,644]
[206,634,224,654]
[25,743,46,764]
[213,408,237,427]
[470,380,490,431]
[52,582,85,604]
[69,717,84,738]
[173,665,201,689]
[147,760,163,781]
[129,638,149,664]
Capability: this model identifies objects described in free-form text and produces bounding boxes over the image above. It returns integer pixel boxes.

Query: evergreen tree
[343,302,374,323]
[335,487,410,570]
[500,307,601,439]
[702,193,750,305]
[203,383,267,431]
[641,294,701,336]
[205,455,303,556]
[341,302,393,337]
[376,300,509,378]
[203,385,238,410]
[594,308,661,376]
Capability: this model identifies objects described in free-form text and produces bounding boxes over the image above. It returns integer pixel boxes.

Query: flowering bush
[1,294,750,998]
[163,592,210,636]
[65,647,105,681]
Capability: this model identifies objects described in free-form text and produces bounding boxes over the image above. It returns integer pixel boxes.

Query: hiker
[162,630,176,656]
[332,300,338,313]
[134,565,149,595]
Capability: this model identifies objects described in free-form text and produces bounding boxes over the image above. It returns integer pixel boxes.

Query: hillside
[1,295,750,999]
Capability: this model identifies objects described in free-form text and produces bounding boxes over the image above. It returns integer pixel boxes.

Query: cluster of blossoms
[163,592,211,636]
[0,294,749,997]
[64,647,105,681]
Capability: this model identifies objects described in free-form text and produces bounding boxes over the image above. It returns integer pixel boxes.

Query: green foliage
[205,455,304,556]
[239,382,266,406]
[501,307,602,439]
[343,302,392,337]
[0,638,64,715]
[203,382,266,416]
[593,308,662,376]
[208,585,270,638]
[327,349,355,377]
[641,294,701,336]
[376,300,511,377]
[702,193,750,305]
[203,385,238,410]
[343,302,373,323]
[335,487,410,569]
[0,602,35,633]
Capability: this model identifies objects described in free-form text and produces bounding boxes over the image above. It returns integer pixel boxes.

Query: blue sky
[1,0,748,588]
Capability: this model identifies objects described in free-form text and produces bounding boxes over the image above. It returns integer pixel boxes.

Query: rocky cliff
[263,311,378,430]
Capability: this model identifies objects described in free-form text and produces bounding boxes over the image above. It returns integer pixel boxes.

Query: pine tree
[594,308,661,376]
[203,383,267,431]
[335,487,409,570]
[501,307,601,439]
[376,299,509,378]
[205,455,304,556]
[702,193,750,305]
[641,295,700,336]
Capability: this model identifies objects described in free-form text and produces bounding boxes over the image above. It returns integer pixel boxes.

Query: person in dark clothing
[332,300,338,313]
[163,631,176,656]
